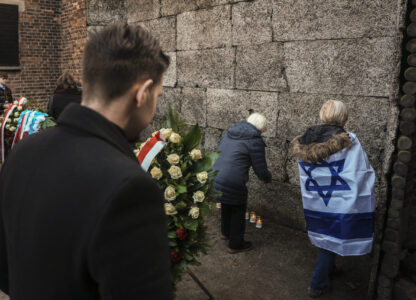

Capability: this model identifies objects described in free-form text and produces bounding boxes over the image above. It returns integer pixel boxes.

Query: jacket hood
[291,125,352,163]
[227,121,260,140]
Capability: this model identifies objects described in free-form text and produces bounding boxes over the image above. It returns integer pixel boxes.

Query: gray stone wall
[87,0,406,230]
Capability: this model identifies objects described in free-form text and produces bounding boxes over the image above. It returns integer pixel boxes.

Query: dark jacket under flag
[213,121,271,205]
[0,104,173,299]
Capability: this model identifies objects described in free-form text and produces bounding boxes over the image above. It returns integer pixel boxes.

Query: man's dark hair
[0,73,8,80]
[83,24,170,102]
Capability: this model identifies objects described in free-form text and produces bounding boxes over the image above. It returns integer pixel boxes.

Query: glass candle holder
[250,212,256,223]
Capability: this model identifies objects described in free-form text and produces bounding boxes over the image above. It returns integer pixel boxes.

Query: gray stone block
[126,0,160,23]
[196,0,235,9]
[232,0,273,45]
[156,88,182,119]
[86,26,104,39]
[163,52,177,87]
[181,88,207,127]
[203,127,223,151]
[133,17,176,52]
[177,48,235,89]
[272,0,400,41]
[206,89,278,137]
[284,38,400,97]
[87,0,126,25]
[247,179,303,229]
[265,144,287,182]
[177,5,232,50]
[161,0,198,16]
[236,42,287,91]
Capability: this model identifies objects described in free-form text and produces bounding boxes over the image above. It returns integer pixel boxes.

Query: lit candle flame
[250,212,256,223]
[256,217,263,229]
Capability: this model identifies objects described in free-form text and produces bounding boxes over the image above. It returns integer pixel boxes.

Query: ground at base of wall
[176,212,371,300]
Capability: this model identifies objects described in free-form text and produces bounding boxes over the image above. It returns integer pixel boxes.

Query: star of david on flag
[299,159,351,206]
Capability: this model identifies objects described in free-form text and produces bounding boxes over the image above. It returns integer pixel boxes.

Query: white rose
[133,149,140,155]
[9,126,16,132]
[14,112,19,117]
[196,171,208,184]
[150,167,163,180]
[165,203,177,216]
[193,191,205,203]
[6,118,11,123]
[5,124,10,130]
[164,186,176,201]
[162,128,172,139]
[190,149,202,161]
[169,132,181,143]
[17,106,23,111]
[167,154,180,165]
[168,165,182,179]
[189,206,200,219]
[13,101,18,105]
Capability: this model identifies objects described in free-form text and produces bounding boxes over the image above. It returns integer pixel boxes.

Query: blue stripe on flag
[304,209,374,240]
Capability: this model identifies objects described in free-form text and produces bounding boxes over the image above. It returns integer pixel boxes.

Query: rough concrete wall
[87,0,405,230]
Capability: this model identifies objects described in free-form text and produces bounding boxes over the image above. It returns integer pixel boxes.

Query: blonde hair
[319,100,348,127]
[247,113,267,132]
[56,71,77,90]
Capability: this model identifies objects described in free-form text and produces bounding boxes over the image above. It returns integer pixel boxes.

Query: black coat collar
[57,103,137,161]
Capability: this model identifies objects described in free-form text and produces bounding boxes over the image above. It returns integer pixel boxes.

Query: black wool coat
[213,121,272,205]
[0,104,173,300]
[47,88,82,120]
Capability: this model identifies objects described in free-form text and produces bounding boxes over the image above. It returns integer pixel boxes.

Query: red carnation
[170,250,181,263]
[176,228,188,240]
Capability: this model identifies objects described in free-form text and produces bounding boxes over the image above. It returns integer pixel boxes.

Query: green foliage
[181,124,202,152]
[137,106,220,285]
[40,116,57,130]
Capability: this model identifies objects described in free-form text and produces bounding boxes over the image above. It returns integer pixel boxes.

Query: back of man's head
[83,24,170,103]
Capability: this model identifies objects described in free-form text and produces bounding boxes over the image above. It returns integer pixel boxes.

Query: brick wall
[6,0,62,107]
[2,0,87,108]
[61,0,86,82]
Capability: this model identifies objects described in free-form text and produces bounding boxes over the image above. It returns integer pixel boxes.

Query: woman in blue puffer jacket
[213,113,272,254]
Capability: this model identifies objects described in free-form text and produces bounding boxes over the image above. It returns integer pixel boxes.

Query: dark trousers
[310,248,336,290]
[221,203,246,249]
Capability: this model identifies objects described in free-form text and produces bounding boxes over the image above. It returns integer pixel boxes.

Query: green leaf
[195,152,220,172]
[176,185,187,194]
[168,231,177,239]
[183,219,198,231]
[199,201,211,217]
[40,116,57,130]
[175,201,187,210]
[169,240,178,247]
[181,124,202,152]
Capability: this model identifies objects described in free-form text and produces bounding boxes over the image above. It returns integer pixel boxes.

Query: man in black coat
[0,73,13,114]
[0,24,173,299]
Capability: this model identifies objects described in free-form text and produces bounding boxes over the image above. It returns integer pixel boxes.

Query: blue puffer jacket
[213,121,272,205]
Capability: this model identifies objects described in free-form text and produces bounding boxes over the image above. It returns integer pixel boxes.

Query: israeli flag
[298,133,376,256]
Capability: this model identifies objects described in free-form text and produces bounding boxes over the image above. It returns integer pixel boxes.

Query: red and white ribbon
[1,97,27,163]
[137,130,167,171]
[11,110,31,148]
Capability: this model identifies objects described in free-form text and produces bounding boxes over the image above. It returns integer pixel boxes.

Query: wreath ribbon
[1,97,27,163]
[137,130,167,171]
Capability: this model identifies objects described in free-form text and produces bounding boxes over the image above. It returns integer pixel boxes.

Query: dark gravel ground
[176,211,371,300]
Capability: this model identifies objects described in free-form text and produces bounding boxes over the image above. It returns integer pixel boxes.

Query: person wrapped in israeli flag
[291,100,375,298]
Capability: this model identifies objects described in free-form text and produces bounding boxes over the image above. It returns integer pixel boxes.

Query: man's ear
[135,79,153,108]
